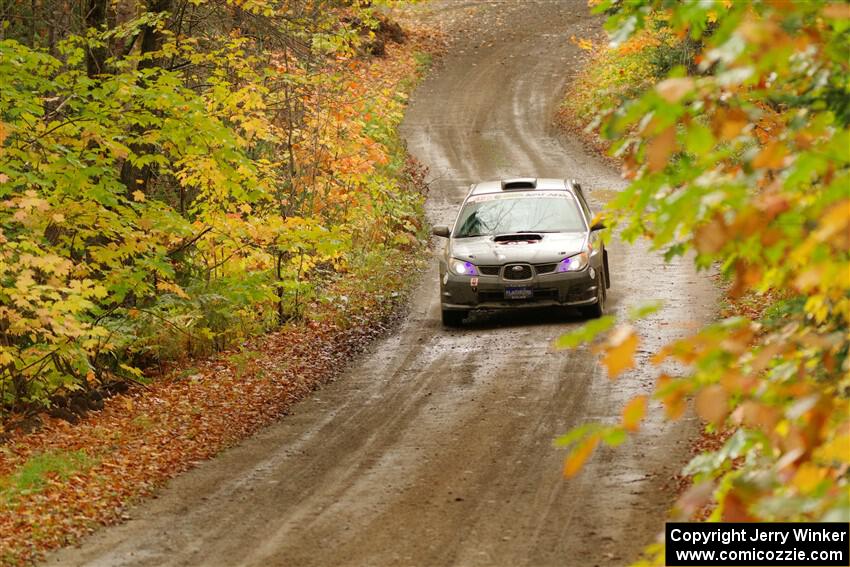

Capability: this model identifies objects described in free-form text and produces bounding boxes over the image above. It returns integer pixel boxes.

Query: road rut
[47,1,716,566]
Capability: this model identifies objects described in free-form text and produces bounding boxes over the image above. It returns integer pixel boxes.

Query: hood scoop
[493,233,543,244]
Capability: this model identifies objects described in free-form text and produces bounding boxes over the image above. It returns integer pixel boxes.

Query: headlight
[557,252,589,272]
[449,258,479,276]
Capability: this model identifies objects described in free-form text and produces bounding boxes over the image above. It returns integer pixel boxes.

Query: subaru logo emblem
[512,265,524,272]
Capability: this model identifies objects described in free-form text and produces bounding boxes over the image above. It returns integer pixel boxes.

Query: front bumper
[440,267,600,311]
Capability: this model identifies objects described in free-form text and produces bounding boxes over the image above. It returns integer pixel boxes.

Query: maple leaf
[712,107,748,140]
[646,126,675,172]
[563,435,599,478]
[752,141,787,169]
[792,463,827,494]
[622,395,647,432]
[822,3,850,19]
[656,77,694,103]
[596,325,638,379]
[695,385,728,426]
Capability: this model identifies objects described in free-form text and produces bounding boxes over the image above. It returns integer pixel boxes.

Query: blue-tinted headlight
[557,252,589,272]
[450,258,479,276]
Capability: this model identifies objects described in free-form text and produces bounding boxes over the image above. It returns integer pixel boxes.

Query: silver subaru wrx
[432,178,610,327]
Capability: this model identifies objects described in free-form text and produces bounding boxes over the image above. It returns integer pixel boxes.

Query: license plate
[505,287,533,300]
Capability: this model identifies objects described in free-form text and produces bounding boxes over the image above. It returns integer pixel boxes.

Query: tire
[580,271,606,319]
[603,248,611,289]
[441,309,466,327]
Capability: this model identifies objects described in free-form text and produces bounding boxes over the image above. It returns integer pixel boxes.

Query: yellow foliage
[622,395,648,432]
[595,325,638,378]
[563,435,599,478]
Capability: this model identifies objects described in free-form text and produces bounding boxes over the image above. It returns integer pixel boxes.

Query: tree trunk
[119,0,171,196]
[137,0,170,70]
[276,252,286,326]
[85,0,108,77]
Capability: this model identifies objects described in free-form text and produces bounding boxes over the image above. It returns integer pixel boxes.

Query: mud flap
[603,249,611,289]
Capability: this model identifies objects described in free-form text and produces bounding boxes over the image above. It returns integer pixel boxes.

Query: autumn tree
[557,0,849,557]
[0,0,423,415]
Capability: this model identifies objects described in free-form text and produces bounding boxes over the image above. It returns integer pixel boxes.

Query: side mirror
[590,221,606,231]
[432,225,451,238]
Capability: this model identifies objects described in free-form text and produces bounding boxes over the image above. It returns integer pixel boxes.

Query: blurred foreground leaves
[557,0,850,553]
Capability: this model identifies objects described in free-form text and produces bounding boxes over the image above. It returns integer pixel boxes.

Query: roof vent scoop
[501,178,537,190]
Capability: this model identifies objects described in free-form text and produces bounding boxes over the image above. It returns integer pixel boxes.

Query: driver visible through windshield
[453,192,586,238]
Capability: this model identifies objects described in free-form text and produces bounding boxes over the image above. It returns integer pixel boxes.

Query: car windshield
[453,193,585,237]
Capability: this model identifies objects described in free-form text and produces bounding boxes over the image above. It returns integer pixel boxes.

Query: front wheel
[603,248,611,289]
[580,271,606,319]
[441,308,466,327]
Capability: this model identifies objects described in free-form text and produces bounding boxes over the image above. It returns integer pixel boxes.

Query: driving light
[450,258,479,276]
[557,252,589,272]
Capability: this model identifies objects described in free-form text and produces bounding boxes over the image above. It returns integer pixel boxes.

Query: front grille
[503,264,533,280]
[478,266,500,276]
[535,263,557,275]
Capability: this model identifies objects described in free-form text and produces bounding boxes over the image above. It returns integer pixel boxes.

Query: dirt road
[47,2,715,566]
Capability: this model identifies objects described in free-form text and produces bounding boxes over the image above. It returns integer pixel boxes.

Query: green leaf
[555,315,616,348]
[628,300,664,321]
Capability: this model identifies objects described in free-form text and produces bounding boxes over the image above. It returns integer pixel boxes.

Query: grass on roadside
[0,450,95,505]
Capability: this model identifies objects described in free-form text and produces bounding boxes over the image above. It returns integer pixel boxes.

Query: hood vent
[493,233,542,243]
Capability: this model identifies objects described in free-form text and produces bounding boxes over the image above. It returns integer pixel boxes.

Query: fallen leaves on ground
[0,258,421,564]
